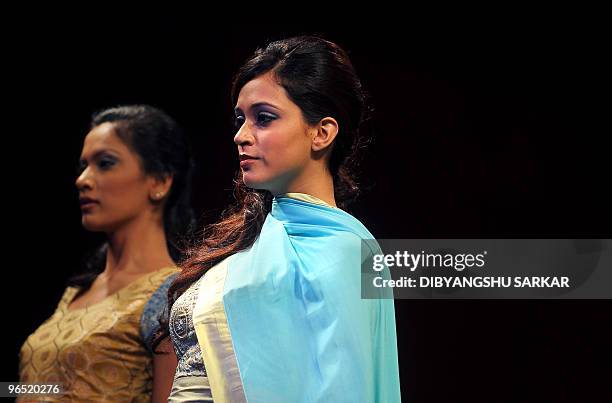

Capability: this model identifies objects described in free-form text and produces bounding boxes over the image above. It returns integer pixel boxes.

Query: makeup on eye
[97,157,117,170]
[234,104,280,129]
[234,114,245,129]
[255,111,277,126]
[76,161,87,175]
[77,151,118,174]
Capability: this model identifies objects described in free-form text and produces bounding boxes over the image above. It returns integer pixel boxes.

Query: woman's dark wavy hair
[154,35,371,348]
[68,104,195,290]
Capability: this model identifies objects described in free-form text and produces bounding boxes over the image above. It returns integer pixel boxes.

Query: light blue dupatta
[219,195,401,402]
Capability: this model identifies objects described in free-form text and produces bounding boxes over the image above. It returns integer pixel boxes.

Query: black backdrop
[4,10,610,403]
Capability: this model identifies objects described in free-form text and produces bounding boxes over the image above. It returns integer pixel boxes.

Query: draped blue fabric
[223,196,401,402]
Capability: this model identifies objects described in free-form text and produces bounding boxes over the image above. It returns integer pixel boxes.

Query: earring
[154,192,164,200]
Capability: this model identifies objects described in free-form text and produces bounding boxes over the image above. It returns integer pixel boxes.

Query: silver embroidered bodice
[169,275,207,378]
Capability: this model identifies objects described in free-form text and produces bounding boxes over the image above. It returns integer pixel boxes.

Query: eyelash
[98,159,115,170]
[76,158,116,174]
[256,112,276,126]
[234,115,245,129]
[234,112,277,129]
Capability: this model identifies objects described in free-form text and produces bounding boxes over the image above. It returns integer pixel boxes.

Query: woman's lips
[79,198,99,211]
[239,154,259,168]
[239,158,257,168]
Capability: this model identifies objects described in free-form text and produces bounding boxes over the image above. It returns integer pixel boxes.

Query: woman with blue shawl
[163,36,401,402]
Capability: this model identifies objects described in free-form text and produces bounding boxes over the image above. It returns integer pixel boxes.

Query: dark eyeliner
[234,115,245,129]
[256,111,277,125]
[98,157,116,170]
[76,161,86,175]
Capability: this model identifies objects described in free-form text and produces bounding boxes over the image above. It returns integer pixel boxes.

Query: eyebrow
[79,149,120,164]
[234,101,281,114]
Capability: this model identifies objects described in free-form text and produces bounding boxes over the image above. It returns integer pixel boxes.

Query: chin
[243,171,289,195]
[81,216,110,233]
[242,172,265,190]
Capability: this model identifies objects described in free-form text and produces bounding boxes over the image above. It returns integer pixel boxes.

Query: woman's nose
[233,122,254,146]
[75,167,93,192]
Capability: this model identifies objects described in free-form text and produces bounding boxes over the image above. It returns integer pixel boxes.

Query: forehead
[81,122,128,156]
[236,72,290,108]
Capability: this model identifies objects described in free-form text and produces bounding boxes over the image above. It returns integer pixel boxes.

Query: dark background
[4,9,610,403]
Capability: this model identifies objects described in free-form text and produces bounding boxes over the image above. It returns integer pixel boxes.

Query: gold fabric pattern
[18,267,179,402]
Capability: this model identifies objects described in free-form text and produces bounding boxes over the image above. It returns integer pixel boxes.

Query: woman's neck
[104,212,174,276]
[276,164,337,207]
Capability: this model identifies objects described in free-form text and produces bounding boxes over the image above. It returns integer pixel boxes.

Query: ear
[311,117,339,152]
[149,173,174,203]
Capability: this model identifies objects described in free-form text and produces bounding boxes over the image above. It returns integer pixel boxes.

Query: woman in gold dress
[18,105,195,402]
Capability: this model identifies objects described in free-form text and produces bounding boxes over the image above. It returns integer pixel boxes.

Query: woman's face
[233,71,315,194]
[75,122,156,232]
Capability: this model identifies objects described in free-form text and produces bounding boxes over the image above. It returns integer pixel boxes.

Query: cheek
[97,175,150,211]
[260,127,310,167]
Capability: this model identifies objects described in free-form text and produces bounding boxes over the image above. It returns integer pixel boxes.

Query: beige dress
[19,267,179,402]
